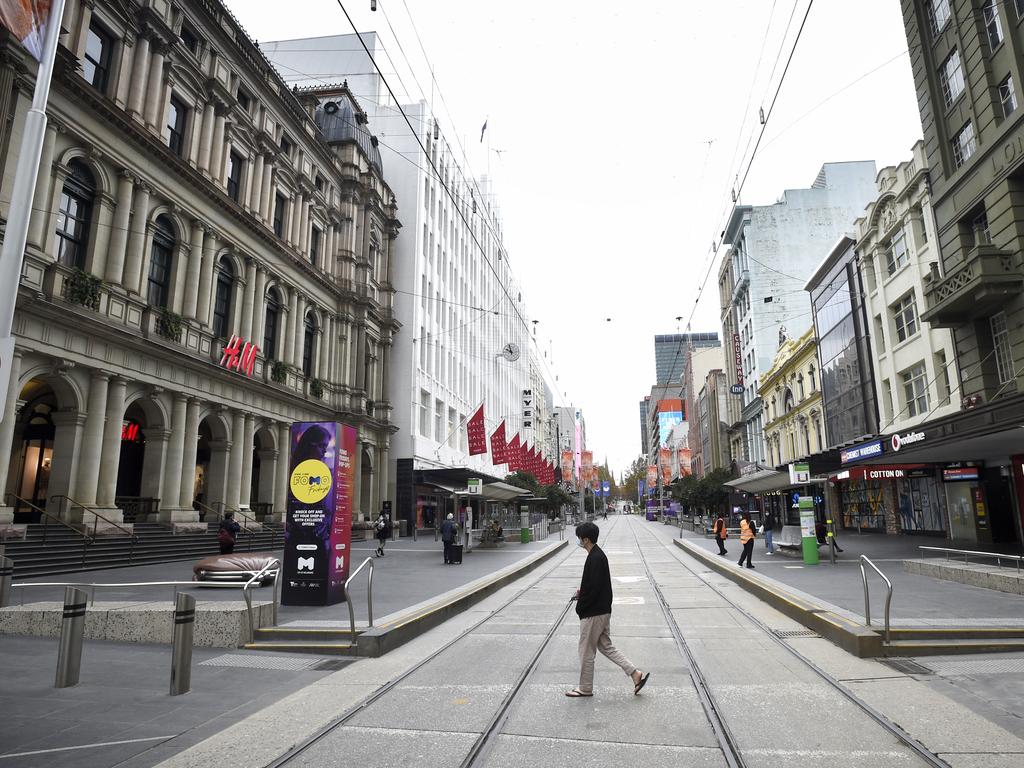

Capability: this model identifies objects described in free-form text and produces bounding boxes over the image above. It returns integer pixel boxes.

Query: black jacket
[441,519,456,543]
[576,545,613,619]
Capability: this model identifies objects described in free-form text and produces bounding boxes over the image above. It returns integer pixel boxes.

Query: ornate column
[126,34,151,119]
[294,294,307,369]
[325,225,336,276]
[283,287,297,366]
[71,1,93,65]
[239,258,257,342]
[226,410,245,510]
[182,220,205,319]
[122,181,151,295]
[26,123,57,249]
[89,190,115,279]
[239,413,255,509]
[274,422,289,522]
[104,172,134,285]
[377,441,390,511]
[259,159,274,221]
[251,266,267,344]
[299,198,310,255]
[143,42,166,129]
[96,377,128,509]
[177,398,202,521]
[250,152,264,213]
[49,411,86,521]
[290,195,303,246]
[159,394,188,517]
[317,317,330,381]
[197,100,215,174]
[352,438,365,522]
[0,351,22,526]
[74,371,109,507]
[196,228,217,327]
[210,110,227,184]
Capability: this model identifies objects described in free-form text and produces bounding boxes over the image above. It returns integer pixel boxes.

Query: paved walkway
[675,524,1024,625]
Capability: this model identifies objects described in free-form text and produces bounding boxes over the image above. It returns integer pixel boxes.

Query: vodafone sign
[890,431,926,452]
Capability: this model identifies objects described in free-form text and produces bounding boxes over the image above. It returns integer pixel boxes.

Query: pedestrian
[816,520,844,553]
[218,512,241,555]
[441,512,457,564]
[737,511,756,569]
[763,509,776,555]
[374,510,390,557]
[566,521,650,698]
[713,512,728,556]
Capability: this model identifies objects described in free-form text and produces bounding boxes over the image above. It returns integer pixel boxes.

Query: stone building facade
[0,0,399,533]
[760,328,824,468]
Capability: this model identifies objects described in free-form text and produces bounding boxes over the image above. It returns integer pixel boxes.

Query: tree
[619,455,647,500]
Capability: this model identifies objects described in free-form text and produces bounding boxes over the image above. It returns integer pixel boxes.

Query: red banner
[660,447,672,485]
[647,465,657,487]
[467,404,487,455]
[490,420,507,465]
[677,447,692,476]
[507,434,520,471]
[560,450,574,484]
[581,450,594,485]
[520,441,530,474]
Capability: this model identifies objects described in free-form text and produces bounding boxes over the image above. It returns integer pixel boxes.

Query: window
[434,399,443,441]
[1017,0,1024,20]
[874,314,886,349]
[55,161,95,269]
[147,216,175,309]
[419,391,430,437]
[983,1,1003,49]
[309,226,321,266]
[226,151,243,202]
[1000,75,1017,118]
[797,375,805,400]
[885,227,909,275]
[991,312,1014,384]
[273,193,285,237]
[212,256,234,339]
[952,123,976,169]
[893,293,919,343]
[167,96,187,157]
[280,134,293,157]
[809,365,816,391]
[180,24,199,55]
[82,22,113,92]
[263,288,281,360]
[302,313,317,377]
[236,89,250,112]
[973,210,991,245]
[928,0,950,37]
[936,351,952,405]
[902,363,929,418]
[939,50,965,108]
[882,379,894,422]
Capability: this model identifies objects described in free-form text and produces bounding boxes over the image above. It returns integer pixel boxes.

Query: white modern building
[722,161,878,464]
[853,143,960,434]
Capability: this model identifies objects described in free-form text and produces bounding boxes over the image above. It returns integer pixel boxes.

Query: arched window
[302,312,317,377]
[797,374,805,400]
[147,215,175,308]
[264,288,281,360]
[783,389,795,414]
[55,160,95,268]
[212,256,234,339]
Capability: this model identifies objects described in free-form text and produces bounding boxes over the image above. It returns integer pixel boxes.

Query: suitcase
[449,544,463,564]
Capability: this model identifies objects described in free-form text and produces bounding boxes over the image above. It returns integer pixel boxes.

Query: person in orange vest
[713,513,728,556]
[737,511,756,569]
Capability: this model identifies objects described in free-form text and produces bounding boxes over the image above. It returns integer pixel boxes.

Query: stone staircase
[244,626,361,655]
[2,522,285,579]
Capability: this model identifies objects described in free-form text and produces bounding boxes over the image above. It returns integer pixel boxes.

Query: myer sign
[890,431,926,452]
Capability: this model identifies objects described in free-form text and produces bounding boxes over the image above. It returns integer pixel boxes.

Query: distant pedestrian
[763,510,776,555]
[566,521,649,698]
[713,513,728,556]
[441,512,457,564]
[816,520,843,553]
[737,511,756,569]
[374,510,391,557]
[218,512,241,555]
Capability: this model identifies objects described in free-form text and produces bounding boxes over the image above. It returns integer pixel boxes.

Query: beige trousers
[577,613,637,694]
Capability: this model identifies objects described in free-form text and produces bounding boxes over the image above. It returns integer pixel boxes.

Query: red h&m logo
[220,335,259,377]
[121,422,141,442]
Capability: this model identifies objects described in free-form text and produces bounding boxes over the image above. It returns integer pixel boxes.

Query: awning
[724,468,792,493]
[480,482,532,501]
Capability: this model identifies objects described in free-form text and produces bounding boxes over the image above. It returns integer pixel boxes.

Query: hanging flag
[466,404,487,456]
[602,481,611,497]
[520,440,530,475]
[506,433,521,471]
[660,447,672,485]
[560,450,574,485]
[480,118,488,143]
[581,451,594,485]
[0,0,52,60]
[490,420,507,465]
[646,465,657,488]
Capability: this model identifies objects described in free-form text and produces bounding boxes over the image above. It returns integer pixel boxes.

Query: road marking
[783,566,804,569]
[613,596,646,605]
[0,736,176,760]
[613,575,647,583]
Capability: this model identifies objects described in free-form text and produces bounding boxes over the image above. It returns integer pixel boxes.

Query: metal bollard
[55,586,88,688]
[0,554,12,608]
[170,592,196,696]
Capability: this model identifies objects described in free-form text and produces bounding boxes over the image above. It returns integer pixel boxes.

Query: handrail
[345,557,374,643]
[859,555,893,643]
[4,494,92,546]
[193,499,218,522]
[919,545,1022,573]
[50,495,136,538]
[12,578,270,607]
[242,558,281,643]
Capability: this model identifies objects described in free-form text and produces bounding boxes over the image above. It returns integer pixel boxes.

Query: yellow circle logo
[290,459,332,504]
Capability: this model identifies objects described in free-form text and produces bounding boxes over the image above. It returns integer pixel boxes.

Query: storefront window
[838,479,886,532]
[896,476,946,534]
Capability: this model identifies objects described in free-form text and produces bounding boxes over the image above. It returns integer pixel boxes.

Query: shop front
[829,463,946,536]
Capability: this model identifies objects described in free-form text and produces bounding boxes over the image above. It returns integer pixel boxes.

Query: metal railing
[49,495,137,563]
[5,493,92,548]
[12,576,277,607]
[242,558,282,642]
[859,555,893,643]
[345,557,374,643]
[918,545,1023,573]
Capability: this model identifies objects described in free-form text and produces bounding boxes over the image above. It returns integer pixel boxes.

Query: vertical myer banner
[560,450,574,485]
[521,389,533,429]
[490,420,507,465]
[282,422,356,606]
[466,404,487,455]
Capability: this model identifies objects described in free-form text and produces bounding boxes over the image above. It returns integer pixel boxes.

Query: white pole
[0,0,66,425]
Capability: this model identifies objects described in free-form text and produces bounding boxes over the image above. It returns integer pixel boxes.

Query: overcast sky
[233,0,923,478]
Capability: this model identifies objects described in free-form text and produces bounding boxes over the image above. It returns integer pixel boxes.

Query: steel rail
[641,522,950,768]
[267,515,622,768]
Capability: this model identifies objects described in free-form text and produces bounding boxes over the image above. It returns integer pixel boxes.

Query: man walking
[713,512,728,556]
[763,509,776,555]
[566,521,650,698]
[441,513,456,564]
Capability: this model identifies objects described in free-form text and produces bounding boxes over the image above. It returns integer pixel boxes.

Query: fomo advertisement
[281,422,356,606]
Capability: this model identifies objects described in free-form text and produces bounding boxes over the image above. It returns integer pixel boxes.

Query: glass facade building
[654,333,719,385]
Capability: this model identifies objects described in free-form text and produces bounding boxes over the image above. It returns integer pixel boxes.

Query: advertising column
[281,422,356,606]
[799,495,819,565]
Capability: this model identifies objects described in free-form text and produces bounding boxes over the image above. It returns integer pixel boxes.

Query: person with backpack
[218,512,241,555]
[374,510,391,557]
[738,511,756,569]
[713,512,728,556]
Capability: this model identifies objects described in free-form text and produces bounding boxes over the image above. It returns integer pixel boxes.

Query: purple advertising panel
[281,422,356,606]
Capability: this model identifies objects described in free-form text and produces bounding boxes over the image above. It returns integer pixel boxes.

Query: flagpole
[0,0,66,424]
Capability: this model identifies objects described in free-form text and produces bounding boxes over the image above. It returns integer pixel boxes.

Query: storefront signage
[121,421,142,443]
[220,335,259,377]
[467,478,482,494]
[281,422,356,607]
[943,466,980,482]
[890,431,925,452]
[789,462,810,484]
[730,383,744,395]
[832,464,932,482]
[732,332,744,386]
[840,440,884,465]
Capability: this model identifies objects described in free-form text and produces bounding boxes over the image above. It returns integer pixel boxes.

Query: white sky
[232,0,923,478]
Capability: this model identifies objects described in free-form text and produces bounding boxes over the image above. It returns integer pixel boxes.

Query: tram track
[629,520,951,768]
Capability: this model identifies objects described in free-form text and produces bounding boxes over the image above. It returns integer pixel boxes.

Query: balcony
[922,245,1023,328]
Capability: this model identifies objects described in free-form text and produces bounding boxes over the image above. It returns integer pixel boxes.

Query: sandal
[565,688,593,698]
[633,672,650,695]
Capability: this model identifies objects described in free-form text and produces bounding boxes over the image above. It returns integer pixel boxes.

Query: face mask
[576,537,583,548]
